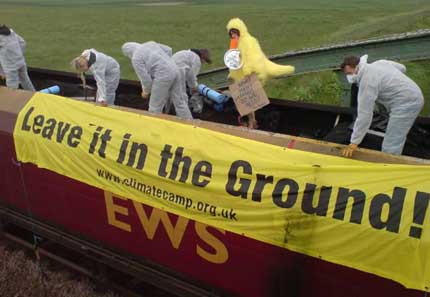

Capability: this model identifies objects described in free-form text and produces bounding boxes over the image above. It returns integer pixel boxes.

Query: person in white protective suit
[157,42,173,58]
[341,55,424,156]
[71,49,120,105]
[173,48,211,93]
[163,48,211,113]
[121,41,193,120]
[0,25,35,91]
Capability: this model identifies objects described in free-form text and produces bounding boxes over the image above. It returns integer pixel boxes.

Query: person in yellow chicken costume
[226,18,295,128]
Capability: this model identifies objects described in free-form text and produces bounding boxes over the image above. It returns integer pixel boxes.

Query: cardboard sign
[229,74,270,116]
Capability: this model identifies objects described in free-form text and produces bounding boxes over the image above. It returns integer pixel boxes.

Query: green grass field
[1,0,430,110]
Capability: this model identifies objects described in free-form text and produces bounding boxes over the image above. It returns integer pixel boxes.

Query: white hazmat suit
[81,49,120,105]
[158,43,173,58]
[172,50,202,90]
[122,42,192,120]
[0,27,35,91]
[164,49,202,113]
[352,56,424,155]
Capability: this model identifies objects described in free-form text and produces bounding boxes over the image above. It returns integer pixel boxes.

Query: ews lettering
[104,192,229,264]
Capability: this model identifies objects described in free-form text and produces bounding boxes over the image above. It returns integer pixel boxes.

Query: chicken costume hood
[226,18,295,84]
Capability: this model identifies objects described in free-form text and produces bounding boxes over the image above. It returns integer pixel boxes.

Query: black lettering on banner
[409,192,430,239]
[158,144,173,177]
[158,145,213,186]
[88,126,112,158]
[220,208,236,220]
[117,133,131,164]
[67,126,83,148]
[185,198,193,209]
[221,208,229,219]
[169,147,192,183]
[229,208,237,221]
[252,174,274,202]
[192,161,212,187]
[89,126,103,154]
[21,106,34,131]
[369,187,406,233]
[156,189,162,198]
[225,160,252,199]
[98,129,112,158]
[272,178,299,208]
[301,183,332,216]
[333,188,366,224]
[126,142,147,170]
[19,104,430,242]
[32,115,44,134]
[41,119,57,140]
[20,106,82,148]
[56,122,71,143]
[208,205,216,216]
[116,133,147,170]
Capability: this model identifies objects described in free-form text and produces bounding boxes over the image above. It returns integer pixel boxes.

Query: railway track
[0,206,223,297]
[0,226,170,297]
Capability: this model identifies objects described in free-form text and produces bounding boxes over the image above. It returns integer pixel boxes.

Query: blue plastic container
[198,84,228,104]
[39,85,60,94]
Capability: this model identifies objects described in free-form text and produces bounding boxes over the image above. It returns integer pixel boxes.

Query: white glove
[141,88,150,99]
[191,82,198,94]
[97,97,108,106]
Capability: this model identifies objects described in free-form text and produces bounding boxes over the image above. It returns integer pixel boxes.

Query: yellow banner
[13,93,430,291]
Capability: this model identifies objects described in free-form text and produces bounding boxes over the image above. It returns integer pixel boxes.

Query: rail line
[0,205,224,297]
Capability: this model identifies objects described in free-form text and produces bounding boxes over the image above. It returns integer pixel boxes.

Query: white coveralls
[122,42,192,120]
[81,49,120,105]
[172,50,202,90]
[166,50,202,113]
[158,43,173,57]
[352,56,424,155]
[0,29,35,91]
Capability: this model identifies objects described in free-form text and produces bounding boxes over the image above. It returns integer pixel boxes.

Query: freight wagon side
[0,87,426,297]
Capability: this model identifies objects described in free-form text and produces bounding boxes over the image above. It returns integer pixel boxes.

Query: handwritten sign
[229,74,270,116]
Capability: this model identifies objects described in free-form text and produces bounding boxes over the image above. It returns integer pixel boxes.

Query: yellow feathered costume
[226,18,295,85]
